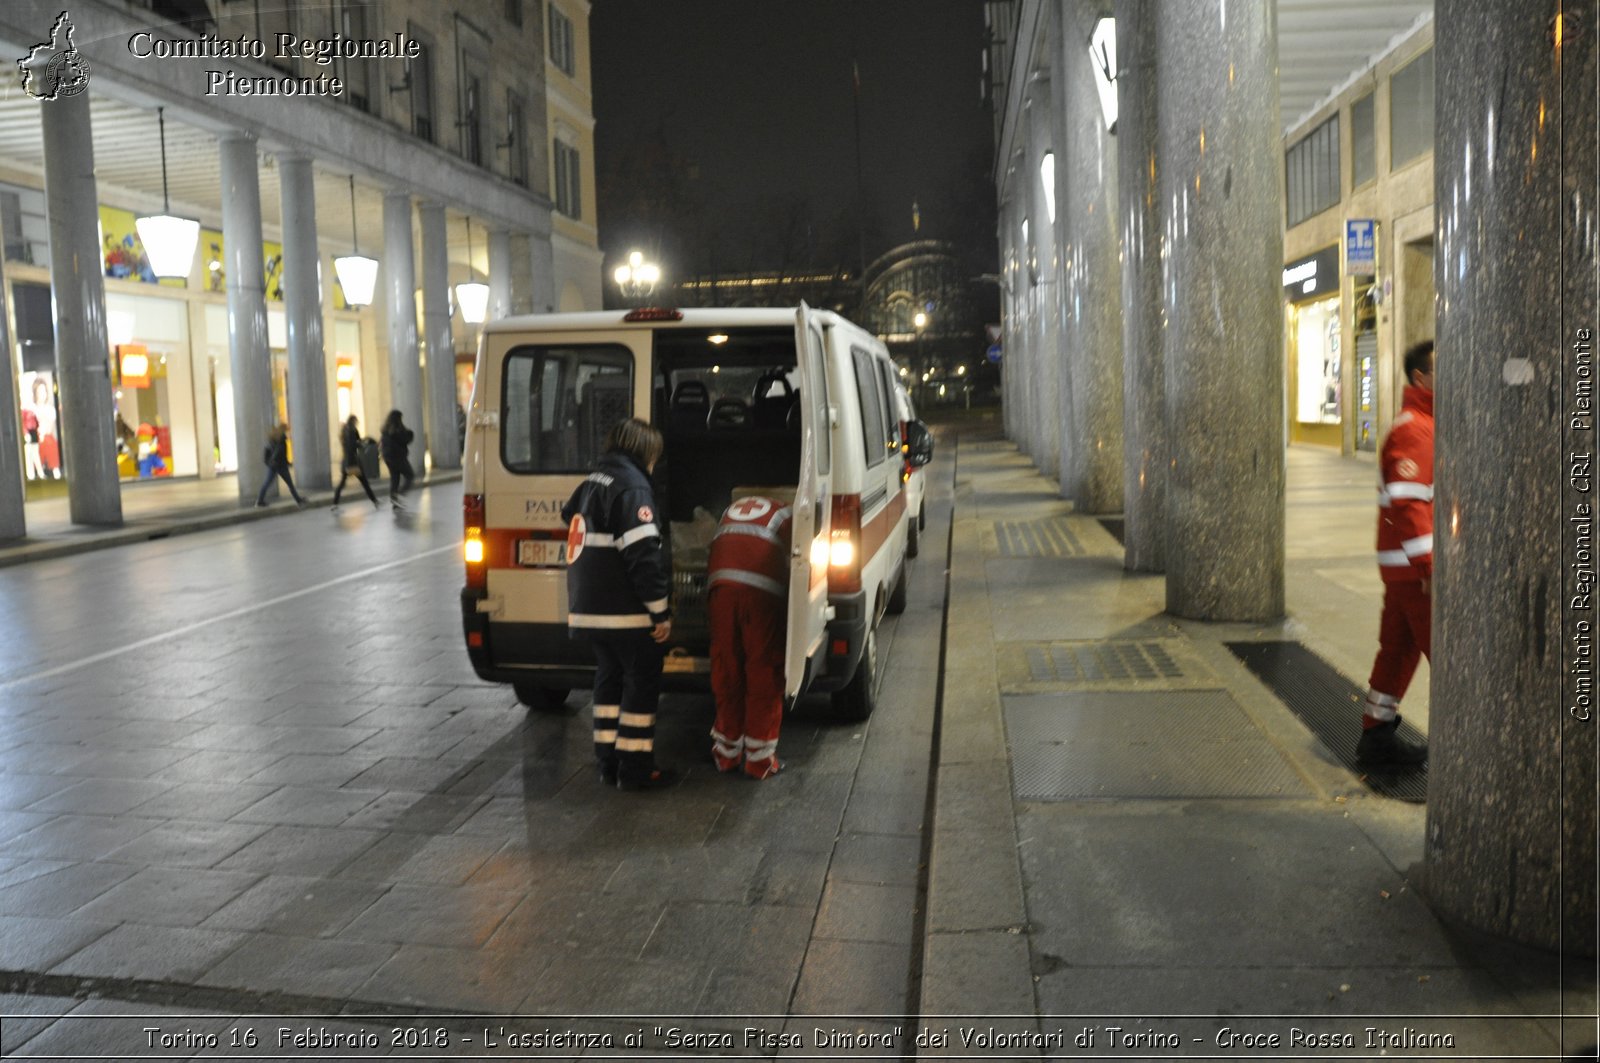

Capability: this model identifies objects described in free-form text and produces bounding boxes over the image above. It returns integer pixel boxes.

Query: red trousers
[1365,580,1431,716]
[709,583,784,777]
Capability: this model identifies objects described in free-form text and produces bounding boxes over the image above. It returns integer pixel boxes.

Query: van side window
[501,344,632,474]
[876,360,902,455]
[851,347,887,469]
[807,325,830,475]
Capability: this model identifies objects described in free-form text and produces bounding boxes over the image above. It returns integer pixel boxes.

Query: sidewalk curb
[0,471,463,569]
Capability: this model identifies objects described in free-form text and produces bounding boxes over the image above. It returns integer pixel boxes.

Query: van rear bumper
[461,587,590,687]
[461,587,711,692]
[810,589,868,693]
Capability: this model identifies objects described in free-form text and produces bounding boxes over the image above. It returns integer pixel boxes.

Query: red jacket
[1376,385,1434,583]
[708,496,792,598]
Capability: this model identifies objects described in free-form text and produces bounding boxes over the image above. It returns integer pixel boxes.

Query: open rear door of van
[785,303,831,704]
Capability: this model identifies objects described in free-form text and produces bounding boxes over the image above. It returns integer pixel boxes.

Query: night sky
[591,0,996,280]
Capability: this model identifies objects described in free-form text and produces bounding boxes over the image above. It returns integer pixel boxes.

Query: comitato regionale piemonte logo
[18,12,92,101]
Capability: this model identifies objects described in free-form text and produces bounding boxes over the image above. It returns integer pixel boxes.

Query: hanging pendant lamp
[455,217,490,325]
[135,107,200,279]
[333,175,379,307]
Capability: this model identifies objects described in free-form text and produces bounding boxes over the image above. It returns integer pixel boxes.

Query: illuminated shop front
[4,180,374,499]
[1282,246,1343,449]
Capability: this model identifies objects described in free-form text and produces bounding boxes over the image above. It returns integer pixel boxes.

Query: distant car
[892,381,932,558]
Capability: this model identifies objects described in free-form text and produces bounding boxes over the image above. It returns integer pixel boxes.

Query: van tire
[831,626,878,721]
[514,683,571,713]
[886,559,909,615]
[918,501,926,531]
[906,517,920,559]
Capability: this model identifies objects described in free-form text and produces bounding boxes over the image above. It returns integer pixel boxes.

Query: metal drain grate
[1227,641,1427,803]
[1020,641,1185,683]
[1004,690,1307,800]
[993,518,1085,557]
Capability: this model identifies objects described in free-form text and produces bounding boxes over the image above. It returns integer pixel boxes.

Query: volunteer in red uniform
[1357,340,1434,768]
[707,494,793,780]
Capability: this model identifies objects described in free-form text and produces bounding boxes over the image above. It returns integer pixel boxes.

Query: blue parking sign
[1346,219,1377,276]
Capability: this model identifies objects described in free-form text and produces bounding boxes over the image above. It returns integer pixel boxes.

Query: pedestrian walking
[560,417,676,791]
[255,422,307,507]
[1357,339,1434,768]
[332,414,379,510]
[707,494,793,780]
[380,409,415,508]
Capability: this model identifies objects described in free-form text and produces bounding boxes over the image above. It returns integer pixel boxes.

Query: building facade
[0,0,602,522]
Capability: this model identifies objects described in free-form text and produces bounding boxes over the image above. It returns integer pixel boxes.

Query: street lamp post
[613,250,661,305]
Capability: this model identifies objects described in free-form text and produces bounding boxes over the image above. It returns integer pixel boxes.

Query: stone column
[277,154,330,491]
[1115,0,1166,572]
[220,134,273,508]
[1155,0,1283,620]
[1000,191,1028,449]
[529,234,557,314]
[1024,79,1063,484]
[42,88,120,525]
[419,203,460,470]
[0,248,23,539]
[383,190,426,470]
[1426,0,1597,955]
[1053,0,1124,514]
[488,229,513,322]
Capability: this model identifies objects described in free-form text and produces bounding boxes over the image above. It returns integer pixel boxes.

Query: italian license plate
[518,539,566,567]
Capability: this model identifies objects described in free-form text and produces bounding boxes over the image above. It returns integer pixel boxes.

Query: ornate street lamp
[613,250,661,304]
[333,175,378,307]
[455,218,490,325]
[135,107,200,279]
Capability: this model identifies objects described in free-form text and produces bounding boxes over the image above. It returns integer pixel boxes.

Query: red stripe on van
[860,492,907,566]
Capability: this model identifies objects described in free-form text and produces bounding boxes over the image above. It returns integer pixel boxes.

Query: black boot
[1356,715,1428,768]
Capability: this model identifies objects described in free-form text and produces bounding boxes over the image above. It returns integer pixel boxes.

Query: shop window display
[1293,298,1342,426]
[20,371,60,481]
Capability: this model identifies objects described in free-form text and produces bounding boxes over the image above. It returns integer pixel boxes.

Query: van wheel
[514,683,571,713]
[906,516,920,559]
[831,626,878,721]
[886,559,909,615]
[918,501,926,532]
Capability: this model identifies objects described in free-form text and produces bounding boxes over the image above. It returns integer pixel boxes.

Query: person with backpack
[380,409,416,509]
[255,422,307,507]
[332,414,379,510]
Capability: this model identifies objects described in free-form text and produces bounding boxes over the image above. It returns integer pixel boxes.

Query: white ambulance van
[460,304,934,720]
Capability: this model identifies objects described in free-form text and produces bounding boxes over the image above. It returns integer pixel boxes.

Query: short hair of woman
[604,417,664,469]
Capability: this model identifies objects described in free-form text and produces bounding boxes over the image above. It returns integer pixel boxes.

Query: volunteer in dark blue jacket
[561,417,676,791]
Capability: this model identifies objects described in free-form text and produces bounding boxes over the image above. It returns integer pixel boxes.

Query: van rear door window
[501,344,632,474]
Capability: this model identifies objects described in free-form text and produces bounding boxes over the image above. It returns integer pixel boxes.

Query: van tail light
[828,494,861,594]
[464,493,487,590]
